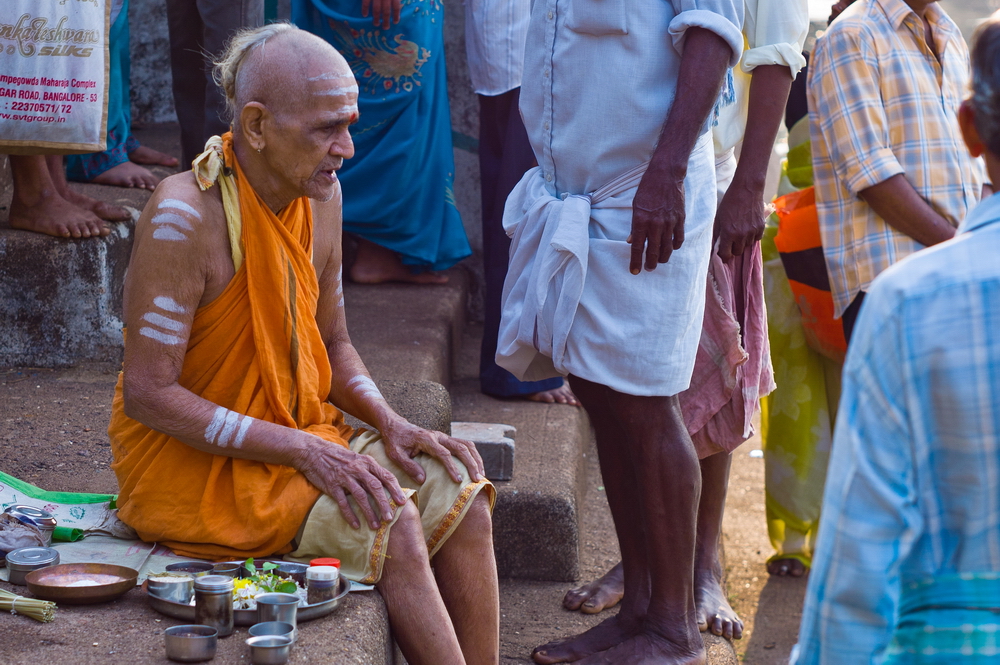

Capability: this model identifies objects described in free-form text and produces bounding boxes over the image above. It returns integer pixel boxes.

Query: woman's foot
[129,144,179,167]
[766,557,807,577]
[349,238,449,284]
[526,384,581,406]
[90,161,161,189]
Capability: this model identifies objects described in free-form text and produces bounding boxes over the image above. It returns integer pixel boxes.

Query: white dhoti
[497,131,716,397]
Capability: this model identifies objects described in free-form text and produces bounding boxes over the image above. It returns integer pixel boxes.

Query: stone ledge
[451,421,515,481]
[0,222,135,368]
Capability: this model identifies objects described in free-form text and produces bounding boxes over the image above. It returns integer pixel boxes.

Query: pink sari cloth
[680,241,775,458]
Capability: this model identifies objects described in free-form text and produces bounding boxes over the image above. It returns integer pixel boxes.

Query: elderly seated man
[108,23,498,665]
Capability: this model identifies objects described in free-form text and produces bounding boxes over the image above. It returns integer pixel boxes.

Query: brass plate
[26,563,138,604]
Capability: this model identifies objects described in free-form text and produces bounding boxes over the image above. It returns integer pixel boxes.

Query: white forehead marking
[341,105,359,115]
[154,296,185,313]
[307,72,354,81]
[153,227,188,242]
[159,199,201,219]
[142,312,184,332]
[151,212,193,231]
[338,296,345,308]
[335,282,343,296]
[337,266,342,280]
[139,327,182,346]
[314,85,359,96]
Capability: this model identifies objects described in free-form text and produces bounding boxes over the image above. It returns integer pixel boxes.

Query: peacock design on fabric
[328,20,431,95]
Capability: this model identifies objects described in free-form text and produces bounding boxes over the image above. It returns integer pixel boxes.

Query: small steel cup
[164,624,218,662]
[148,574,195,604]
[166,561,214,577]
[255,592,300,628]
[248,620,296,644]
[273,562,308,586]
[246,635,292,665]
[211,562,240,578]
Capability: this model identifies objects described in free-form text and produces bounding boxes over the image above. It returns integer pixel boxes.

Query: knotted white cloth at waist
[496,132,716,396]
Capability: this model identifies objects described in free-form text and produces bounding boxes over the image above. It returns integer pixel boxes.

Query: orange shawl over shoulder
[109,135,353,560]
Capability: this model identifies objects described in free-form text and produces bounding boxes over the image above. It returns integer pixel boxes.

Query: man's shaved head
[214,22,353,130]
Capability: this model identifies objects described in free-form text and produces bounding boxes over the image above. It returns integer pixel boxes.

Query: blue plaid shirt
[793,192,1000,664]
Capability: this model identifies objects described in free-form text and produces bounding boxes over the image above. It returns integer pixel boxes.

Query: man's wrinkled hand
[382,420,486,486]
[298,441,407,530]
[714,185,766,261]
[628,168,686,274]
[361,0,401,29]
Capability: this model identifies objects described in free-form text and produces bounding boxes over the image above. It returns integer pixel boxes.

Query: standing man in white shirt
[465,0,580,407]
[557,0,809,643]
[496,1,745,662]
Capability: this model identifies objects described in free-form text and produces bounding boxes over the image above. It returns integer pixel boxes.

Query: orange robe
[109,136,353,560]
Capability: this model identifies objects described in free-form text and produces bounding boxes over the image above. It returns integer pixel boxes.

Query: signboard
[0,0,110,154]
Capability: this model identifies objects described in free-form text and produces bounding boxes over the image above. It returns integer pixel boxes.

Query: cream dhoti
[497,132,716,397]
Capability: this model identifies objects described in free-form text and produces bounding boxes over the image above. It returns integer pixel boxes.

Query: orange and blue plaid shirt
[807,0,985,318]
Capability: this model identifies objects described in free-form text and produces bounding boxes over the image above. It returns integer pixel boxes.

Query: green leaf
[277,580,298,594]
[244,557,257,576]
[262,562,278,572]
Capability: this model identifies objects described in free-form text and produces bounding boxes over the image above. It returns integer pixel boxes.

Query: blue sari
[293,0,471,272]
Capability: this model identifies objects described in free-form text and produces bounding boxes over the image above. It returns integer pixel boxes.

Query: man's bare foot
[90,161,160,189]
[56,185,131,222]
[695,568,743,639]
[572,630,705,665]
[349,238,449,285]
[9,193,109,239]
[532,615,638,664]
[129,145,179,167]
[527,384,581,406]
[766,557,807,577]
[563,562,623,613]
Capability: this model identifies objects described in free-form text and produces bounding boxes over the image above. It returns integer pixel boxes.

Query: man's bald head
[214,23,354,131]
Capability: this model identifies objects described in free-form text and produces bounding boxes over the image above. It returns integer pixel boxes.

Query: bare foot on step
[90,161,160,189]
[532,614,638,664]
[527,384,581,406]
[129,145,179,168]
[9,193,109,239]
[349,238,449,284]
[695,567,743,639]
[563,562,623,613]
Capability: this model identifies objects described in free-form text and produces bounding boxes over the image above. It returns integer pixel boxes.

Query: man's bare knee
[387,499,425,559]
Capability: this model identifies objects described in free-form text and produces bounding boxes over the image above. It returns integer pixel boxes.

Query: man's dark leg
[167,0,209,166]
[534,376,704,665]
[694,451,742,640]
[199,0,263,142]
[841,291,866,346]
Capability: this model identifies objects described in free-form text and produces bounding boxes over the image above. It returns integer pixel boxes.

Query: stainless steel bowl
[246,635,292,665]
[164,624,218,663]
[248,621,296,644]
[165,561,214,577]
[147,574,195,604]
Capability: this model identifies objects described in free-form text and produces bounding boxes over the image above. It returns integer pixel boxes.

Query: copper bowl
[26,563,137,604]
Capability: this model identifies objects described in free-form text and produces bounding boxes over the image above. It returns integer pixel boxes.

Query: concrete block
[451,421,515,481]
[451,379,588,582]
[344,380,453,436]
[0,222,135,368]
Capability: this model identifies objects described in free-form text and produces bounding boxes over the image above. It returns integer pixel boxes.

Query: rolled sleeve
[668,1,744,67]
[808,26,904,195]
[741,0,808,75]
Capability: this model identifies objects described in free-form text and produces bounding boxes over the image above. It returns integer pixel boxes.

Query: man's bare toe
[532,615,636,664]
[563,563,624,613]
[766,557,807,577]
[695,568,743,640]
[60,189,131,222]
[527,384,581,407]
[129,145,179,167]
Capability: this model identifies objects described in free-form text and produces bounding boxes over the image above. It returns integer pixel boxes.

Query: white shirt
[519,0,744,197]
[713,0,810,154]
[463,0,530,96]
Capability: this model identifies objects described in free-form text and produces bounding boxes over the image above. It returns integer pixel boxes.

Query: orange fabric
[109,134,353,560]
[772,186,848,364]
[772,188,820,253]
